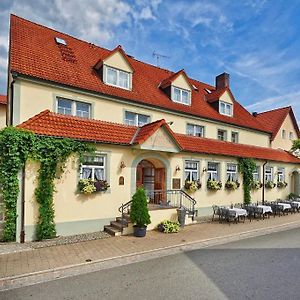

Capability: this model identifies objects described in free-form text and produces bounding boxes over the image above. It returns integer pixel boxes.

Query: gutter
[20,165,26,243]
[262,161,268,205]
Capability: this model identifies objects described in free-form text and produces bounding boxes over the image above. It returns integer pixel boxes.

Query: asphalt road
[1,227,300,300]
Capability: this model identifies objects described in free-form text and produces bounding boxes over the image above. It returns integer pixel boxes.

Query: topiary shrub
[130,187,151,228]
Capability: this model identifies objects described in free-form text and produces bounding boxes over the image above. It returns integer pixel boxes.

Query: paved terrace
[1,213,300,289]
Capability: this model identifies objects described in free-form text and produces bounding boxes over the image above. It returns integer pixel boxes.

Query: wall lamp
[203,167,207,173]
[120,161,126,169]
[167,121,174,125]
[175,165,181,172]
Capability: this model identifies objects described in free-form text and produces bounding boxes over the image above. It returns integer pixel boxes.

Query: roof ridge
[17,109,51,127]
[256,106,291,116]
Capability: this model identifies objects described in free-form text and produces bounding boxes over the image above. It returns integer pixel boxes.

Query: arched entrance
[136,159,166,204]
[292,170,300,195]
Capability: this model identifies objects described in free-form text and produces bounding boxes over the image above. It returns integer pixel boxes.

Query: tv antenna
[153,51,170,67]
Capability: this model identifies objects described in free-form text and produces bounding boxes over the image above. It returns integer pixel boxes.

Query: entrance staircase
[104,189,197,236]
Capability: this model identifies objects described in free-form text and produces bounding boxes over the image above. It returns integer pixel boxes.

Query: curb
[1,220,300,291]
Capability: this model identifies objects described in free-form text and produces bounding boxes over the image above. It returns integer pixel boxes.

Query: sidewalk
[1,213,300,290]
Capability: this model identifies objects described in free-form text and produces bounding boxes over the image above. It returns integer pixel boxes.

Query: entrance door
[154,168,166,204]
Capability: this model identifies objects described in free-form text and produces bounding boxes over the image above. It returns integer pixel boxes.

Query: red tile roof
[159,69,192,89]
[255,106,300,140]
[9,15,269,134]
[205,87,230,103]
[0,95,7,105]
[18,110,300,164]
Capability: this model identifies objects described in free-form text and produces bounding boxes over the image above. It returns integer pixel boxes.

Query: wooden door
[154,168,166,204]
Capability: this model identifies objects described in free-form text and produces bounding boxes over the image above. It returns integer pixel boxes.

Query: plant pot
[133,225,147,237]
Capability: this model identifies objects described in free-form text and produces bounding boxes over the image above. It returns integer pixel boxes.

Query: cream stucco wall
[103,51,133,73]
[0,105,6,128]
[16,79,270,147]
[172,74,191,91]
[23,141,298,241]
[272,114,298,150]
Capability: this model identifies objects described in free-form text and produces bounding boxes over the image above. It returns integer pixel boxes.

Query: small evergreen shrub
[157,220,180,233]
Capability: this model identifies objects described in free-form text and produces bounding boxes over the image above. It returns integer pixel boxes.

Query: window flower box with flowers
[265,181,276,189]
[252,180,263,190]
[277,181,288,188]
[78,179,110,194]
[184,180,201,193]
[207,179,222,191]
[225,180,240,191]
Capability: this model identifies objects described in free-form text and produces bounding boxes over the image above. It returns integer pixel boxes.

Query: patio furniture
[277,202,292,215]
[244,205,255,221]
[229,208,247,223]
[212,205,221,221]
[257,205,272,218]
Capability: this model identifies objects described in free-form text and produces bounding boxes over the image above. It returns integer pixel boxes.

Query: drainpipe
[20,166,25,243]
[262,161,268,205]
[9,78,15,126]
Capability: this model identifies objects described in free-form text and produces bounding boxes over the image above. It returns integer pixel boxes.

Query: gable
[172,73,192,91]
[279,113,298,138]
[103,51,133,73]
[138,127,180,153]
[219,90,234,104]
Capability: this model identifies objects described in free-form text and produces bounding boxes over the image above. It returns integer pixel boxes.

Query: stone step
[116,217,130,225]
[110,221,125,230]
[104,225,121,237]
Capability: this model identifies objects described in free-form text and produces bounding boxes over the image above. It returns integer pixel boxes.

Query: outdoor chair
[226,209,238,224]
[254,206,264,220]
[212,205,221,221]
[244,205,255,222]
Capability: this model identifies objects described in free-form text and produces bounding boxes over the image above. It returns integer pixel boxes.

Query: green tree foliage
[0,127,94,241]
[130,187,151,228]
[291,139,300,152]
[238,158,256,205]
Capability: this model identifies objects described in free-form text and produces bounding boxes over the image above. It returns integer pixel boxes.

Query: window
[80,155,106,181]
[187,124,204,137]
[289,132,294,140]
[57,98,91,118]
[282,129,286,139]
[231,132,239,143]
[171,86,191,105]
[277,167,285,182]
[226,164,237,181]
[124,111,150,126]
[217,129,227,141]
[185,161,199,181]
[219,101,233,116]
[253,166,260,181]
[105,66,131,90]
[207,162,219,181]
[265,166,273,182]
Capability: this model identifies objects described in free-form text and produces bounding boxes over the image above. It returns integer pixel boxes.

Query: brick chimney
[216,72,230,90]
[252,112,258,117]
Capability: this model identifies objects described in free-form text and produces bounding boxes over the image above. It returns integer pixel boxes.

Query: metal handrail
[118,189,197,233]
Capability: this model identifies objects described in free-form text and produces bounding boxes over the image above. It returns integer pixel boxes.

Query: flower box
[277,181,288,188]
[78,179,110,194]
[207,179,222,191]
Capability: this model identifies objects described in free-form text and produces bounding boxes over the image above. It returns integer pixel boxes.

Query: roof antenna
[153,51,170,67]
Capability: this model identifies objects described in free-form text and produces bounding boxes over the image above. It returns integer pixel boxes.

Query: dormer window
[171,86,191,105]
[219,101,233,116]
[104,66,131,90]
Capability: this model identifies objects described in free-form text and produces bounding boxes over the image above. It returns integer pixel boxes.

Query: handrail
[117,189,197,234]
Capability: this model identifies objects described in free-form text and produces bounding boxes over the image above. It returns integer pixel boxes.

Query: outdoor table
[229,208,247,217]
[277,203,291,210]
[257,205,273,214]
[292,201,300,208]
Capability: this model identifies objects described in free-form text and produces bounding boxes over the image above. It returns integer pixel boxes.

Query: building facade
[5,15,300,241]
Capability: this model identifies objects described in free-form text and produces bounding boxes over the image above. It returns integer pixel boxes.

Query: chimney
[252,112,258,117]
[216,72,230,90]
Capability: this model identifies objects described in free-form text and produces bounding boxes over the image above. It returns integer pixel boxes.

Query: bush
[157,220,180,233]
[207,179,222,190]
[130,187,151,228]
[288,193,299,199]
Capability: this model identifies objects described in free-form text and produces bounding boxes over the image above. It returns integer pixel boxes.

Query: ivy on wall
[0,127,94,241]
[238,158,256,205]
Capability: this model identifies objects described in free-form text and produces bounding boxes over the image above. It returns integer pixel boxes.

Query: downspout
[262,161,268,205]
[20,165,25,243]
[9,78,14,126]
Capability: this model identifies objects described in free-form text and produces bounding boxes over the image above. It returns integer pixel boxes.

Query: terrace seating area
[212,197,300,224]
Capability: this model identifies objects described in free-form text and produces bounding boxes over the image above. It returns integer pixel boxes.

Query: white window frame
[282,129,286,139]
[104,65,131,90]
[277,167,285,182]
[219,101,233,116]
[124,111,150,126]
[171,86,191,105]
[217,129,227,141]
[80,155,106,181]
[184,160,199,182]
[265,166,273,182]
[231,131,239,143]
[253,166,260,181]
[226,163,237,181]
[57,97,91,119]
[289,132,294,140]
[207,162,219,181]
[186,124,204,137]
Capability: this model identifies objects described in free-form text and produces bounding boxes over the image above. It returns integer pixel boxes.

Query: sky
[0,0,300,119]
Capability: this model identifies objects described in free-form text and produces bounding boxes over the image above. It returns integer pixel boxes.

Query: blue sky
[0,0,300,119]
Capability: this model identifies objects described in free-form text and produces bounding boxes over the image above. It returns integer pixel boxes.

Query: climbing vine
[0,127,94,241]
[238,158,256,205]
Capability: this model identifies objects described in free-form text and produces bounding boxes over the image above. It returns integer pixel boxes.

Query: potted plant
[157,220,180,233]
[94,180,110,191]
[225,180,238,190]
[207,179,222,191]
[252,180,263,190]
[265,181,276,189]
[184,179,201,193]
[130,187,151,237]
[277,181,288,188]
[78,179,96,194]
